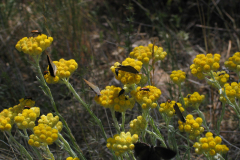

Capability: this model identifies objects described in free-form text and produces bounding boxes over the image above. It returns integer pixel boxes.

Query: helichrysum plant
[10,29,232,160]
[178,114,204,140]
[106,132,138,156]
[193,132,229,157]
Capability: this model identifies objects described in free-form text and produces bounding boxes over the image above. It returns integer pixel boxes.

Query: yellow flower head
[95,86,135,112]
[220,82,240,103]
[14,107,40,129]
[110,58,142,85]
[170,70,186,85]
[0,98,36,132]
[193,132,229,157]
[184,92,205,108]
[224,52,240,71]
[28,123,59,147]
[106,132,138,156]
[66,157,80,160]
[159,101,184,117]
[38,113,63,132]
[190,53,221,79]
[131,86,161,110]
[15,34,53,56]
[207,71,229,88]
[129,116,147,135]
[178,114,204,140]
[129,44,167,65]
[0,109,14,131]
[44,58,78,84]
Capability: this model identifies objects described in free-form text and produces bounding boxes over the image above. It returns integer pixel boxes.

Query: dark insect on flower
[167,99,171,103]
[118,89,125,97]
[187,95,191,99]
[140,87,150,91]
[43,71,49,75]
[83,79,101,96]
[218,73,225,76]
[125,96,128,100]
[24,106,31,109]
[116,65,139,74]
[24,96,32,100]
[47,54,57,77]
[31,30,42,35]
[134,142,177,160]
[173,103,186,123]
[115,68,119,76]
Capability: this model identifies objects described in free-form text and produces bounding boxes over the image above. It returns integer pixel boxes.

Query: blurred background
[1,0,240,159]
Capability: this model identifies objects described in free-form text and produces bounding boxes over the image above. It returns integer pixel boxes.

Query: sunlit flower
[106,132,138,156]
[15,34,53,56]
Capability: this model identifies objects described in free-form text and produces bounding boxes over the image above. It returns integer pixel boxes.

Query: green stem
[130,152,136,160]
[196,108,210,132]
[148,117,167,147]
[21,129,43,160]
[7,131,33,160]
[62,79,118,160]
[32,56,86,160]
[62,78,108,139]
[145,130,166,147]
[209,71,240,118]
[58,133,77,157]
[142,65,151,85]
[216,102,226,135]
[121,112,126,131]
[43,144,55,160]
[110,109,120,133]
[187,133,190,160]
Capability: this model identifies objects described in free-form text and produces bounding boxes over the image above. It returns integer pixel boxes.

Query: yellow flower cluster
[44,58,78,84]
[0,98,36,131]
[190,54,221,79]
[28,124,59,147]
[15,34,53,56]
[0,109,14,131]
[14,107,40,129]
[95,86,135,112]
[193,132,229,156]
[224,52,240,71]
[106,132,138,156]
[219,82,240,103]
[12,98,36,114]
[178,114,204,140]
[110,58,142,85]
[129,44,167,65]
[66,157,80,160]
[159,101,184,117]
[184,92,205,108]
[38,113,63,132]
[207,71,229,87]
[129,116,147,135]
[170,70,186,85]
[131,86,161,110]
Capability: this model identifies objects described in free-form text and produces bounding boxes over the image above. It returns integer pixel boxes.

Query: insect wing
[24,106,31,109]
[47,55,57,77]
[174,103,186,123]
[118,89,125,97]
[115,68,119,76]
[154,146,176,159]
[134,142,151,160]
[83,79,101,96]
[31,30,41,35]
[117,65,139,74]
[140,87,150,91]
